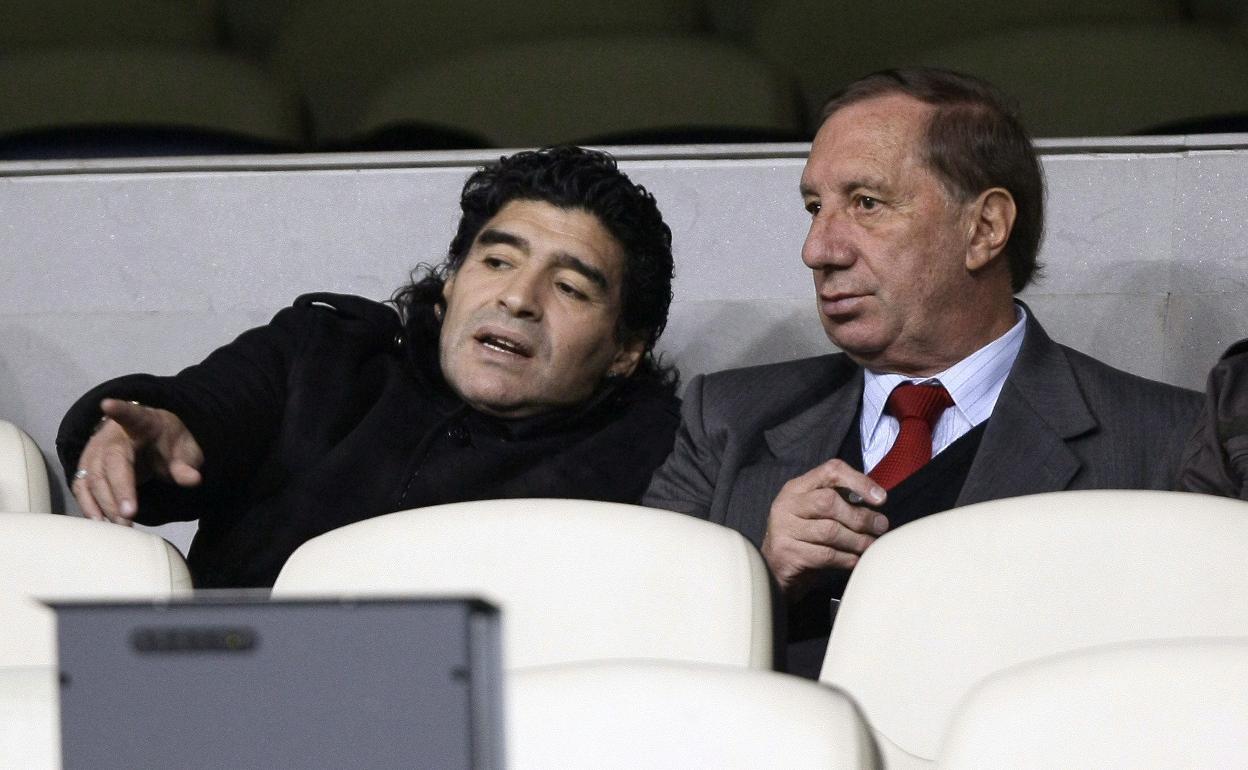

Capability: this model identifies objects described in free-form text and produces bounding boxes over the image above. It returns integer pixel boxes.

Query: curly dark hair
[393,145,676,389]
[820,68,1045,293]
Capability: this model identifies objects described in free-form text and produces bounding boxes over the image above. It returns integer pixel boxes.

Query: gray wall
[2,138,1246,551]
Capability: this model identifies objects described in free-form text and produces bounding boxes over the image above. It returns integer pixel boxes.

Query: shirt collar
[862,303,1028,433]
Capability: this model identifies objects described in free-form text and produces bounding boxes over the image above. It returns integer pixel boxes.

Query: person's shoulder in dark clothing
[55,292,400,491]
[1177,338,1248,499]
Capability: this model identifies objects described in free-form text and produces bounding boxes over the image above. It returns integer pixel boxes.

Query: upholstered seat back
[273,499,774,669]
[0,421,51,513]
[939,638,1248,768]
[0,513,192,667]
[821,490,1248,768]
[508,660,879,770]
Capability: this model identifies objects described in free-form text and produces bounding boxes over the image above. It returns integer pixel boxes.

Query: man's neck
[858,301,1020,377]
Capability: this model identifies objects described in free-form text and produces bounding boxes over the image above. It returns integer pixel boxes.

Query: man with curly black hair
[59,146,681,588]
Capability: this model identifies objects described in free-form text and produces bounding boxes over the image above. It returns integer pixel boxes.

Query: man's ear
[608,335,646,378]
[966,187,1017,273]
[437,273,456,320]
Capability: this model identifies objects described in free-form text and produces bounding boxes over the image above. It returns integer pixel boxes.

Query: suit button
[392,332,405,351]
[446,424,470,445]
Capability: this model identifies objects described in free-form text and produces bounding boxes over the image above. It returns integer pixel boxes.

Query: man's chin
[823,320,881,356]
[453,383,548,420]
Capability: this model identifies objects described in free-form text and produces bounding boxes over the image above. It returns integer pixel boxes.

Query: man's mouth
[820,292,868,316]
[475,330,533,357]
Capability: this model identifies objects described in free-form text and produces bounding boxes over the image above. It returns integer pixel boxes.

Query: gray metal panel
[53,597,501,770]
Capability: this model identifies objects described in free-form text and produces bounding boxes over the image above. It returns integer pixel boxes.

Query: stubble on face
[437,200,638,418]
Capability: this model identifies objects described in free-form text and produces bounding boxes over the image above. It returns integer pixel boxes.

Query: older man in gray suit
[644,68,1202,678]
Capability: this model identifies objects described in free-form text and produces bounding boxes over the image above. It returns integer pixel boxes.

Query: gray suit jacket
[645,311,1203,550]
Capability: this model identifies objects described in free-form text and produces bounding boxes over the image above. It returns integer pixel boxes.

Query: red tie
[868,383,954,490]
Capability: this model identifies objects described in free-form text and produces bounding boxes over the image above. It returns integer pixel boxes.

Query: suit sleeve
[642,374,723,518]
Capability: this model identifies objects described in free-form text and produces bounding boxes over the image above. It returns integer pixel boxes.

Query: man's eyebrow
[475,228,529,252]
[844,176,888,193]
[800,177,889,198]
[553,252,609,291]
[476,228,610,291]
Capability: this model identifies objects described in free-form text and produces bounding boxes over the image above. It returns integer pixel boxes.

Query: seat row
[15,0,1234,59]
[2,1,1247,157]
[2,484,1248,766]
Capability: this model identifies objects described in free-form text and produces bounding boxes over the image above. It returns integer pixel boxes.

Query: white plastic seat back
[273,499,773,669]
[939,638,1248,769]
[0,666,59,770]
[0,421,51,513]
[508,660,879,770]
[0,513,192,667]
[820,490,1248,769]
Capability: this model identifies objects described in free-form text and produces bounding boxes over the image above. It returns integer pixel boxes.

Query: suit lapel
[958,309,1098,505]
[722,358,862,547]
[763,364,863,468]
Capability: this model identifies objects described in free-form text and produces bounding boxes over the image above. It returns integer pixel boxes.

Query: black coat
[1178,338,1248,499]
[58,293,681,588]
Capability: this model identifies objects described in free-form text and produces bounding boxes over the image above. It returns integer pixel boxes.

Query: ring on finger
[73,468,89,481]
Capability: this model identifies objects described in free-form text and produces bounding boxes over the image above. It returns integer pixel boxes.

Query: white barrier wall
[1,138,1246,550]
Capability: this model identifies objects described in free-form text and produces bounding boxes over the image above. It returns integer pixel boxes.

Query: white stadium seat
[273,499,774,669]
[0,513,191,667]
[821,490,1248,768]
[0,421,51,513]
[939,638,1248,768]
[508,660,880,770]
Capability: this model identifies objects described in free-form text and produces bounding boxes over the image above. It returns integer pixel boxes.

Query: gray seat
[747,0,1180,114]
[354,36,805,149]
[271,0,707,144]
[0,0,218,49]
[912,23,1248,137]
[0,48,307,158]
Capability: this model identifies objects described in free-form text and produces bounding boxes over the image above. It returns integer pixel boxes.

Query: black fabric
[334,122,494,152]
[1177,338,1248,499]
[57,293,681,588]
[783,417,988,680]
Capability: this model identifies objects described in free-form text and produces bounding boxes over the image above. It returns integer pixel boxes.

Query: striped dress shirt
[861,304,1028,473]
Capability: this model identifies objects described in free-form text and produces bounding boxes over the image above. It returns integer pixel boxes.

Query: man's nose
[497,269,543,320]
[801,212,855,270]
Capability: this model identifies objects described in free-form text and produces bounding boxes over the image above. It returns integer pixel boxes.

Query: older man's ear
[965,187,1017,273]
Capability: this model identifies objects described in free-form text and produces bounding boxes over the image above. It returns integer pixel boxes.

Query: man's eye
[556,281,588,300]
[482,256,510,269]
[856,195,880,211]
[804,200,821,215]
